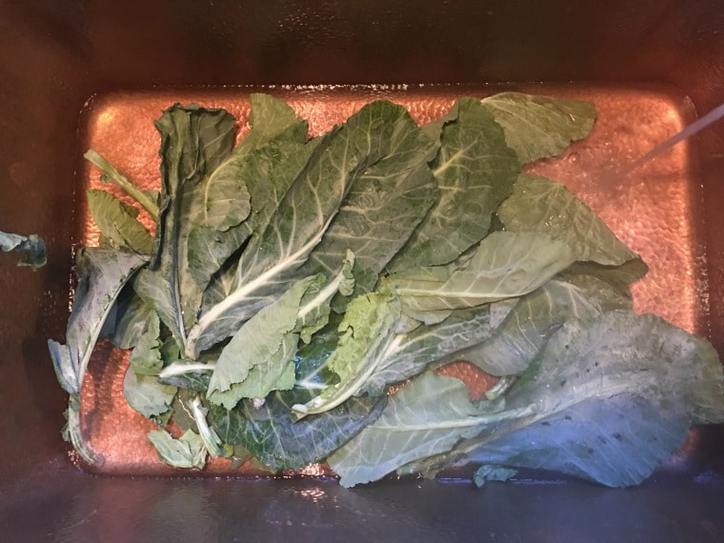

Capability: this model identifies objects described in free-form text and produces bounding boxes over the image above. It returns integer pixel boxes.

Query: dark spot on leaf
[613,432,623,441]
[541,421,550,427]
[564,415,572,421]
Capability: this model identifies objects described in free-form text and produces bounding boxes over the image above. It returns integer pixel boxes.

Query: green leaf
[389,98,520,270]
[469,395,689,487]
[566,259,649,295]
[168,390,198,432]
[498,174,637,265]
[193,152,251,232]
[446,311,724,487]
[123,368,176,419]
[185,95,310,300]
[289,316,342,396]
[292,292,401,417]
[198,139,320,311]
[327,372,525,487]
[208,392,387,471]
[84,149,160,220]
[296,250,355,343]
[128,311,163,375]
[135,104,237,346]
[160,336,181,363]
[207,276,321,409]
[473,465,517,487]
[185,224,249,292]
[148,429,207,469]
[190,139,316,303]
[480,92,596,163]
[212,334,298,409]
[87,189,154,254]
[158,360,213,391]
[106,290,155,349]
[186,100,428,357]
[0,230,46,268]
[235,93,308,156]
[387,231,576,319]
[48,248,147,395]
[361,306,494,396]
[451,273,632,376]
[188,397,230,458]
[301,110,439,288]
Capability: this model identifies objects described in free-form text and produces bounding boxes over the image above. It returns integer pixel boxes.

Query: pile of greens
[47,93,724,487]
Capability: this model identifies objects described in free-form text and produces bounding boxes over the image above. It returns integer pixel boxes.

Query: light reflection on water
[298,487,327,503]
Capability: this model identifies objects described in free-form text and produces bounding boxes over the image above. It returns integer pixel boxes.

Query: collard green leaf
[186,224,249,292]
[48,248,147,395]
[322,293,400,394]
[296,250,355,343]
[194,153,251,232]
[207,276,320,409]
[160,336,181,363]
[129,311,163,375]
[566,259,649,295]
[186,95,310,299]
[216,334,298,407]
[187,101,423,357]
[135,104,237,346]
[167,389,198,432]
[361,306,493,396]
[452,273,631,376]
[388,231,576,318]
[480,92,596,163]
[327,372,525,487]
[498,174,636,265]
[189,397,230,458]
[290,316,341,396]
[123,368,176,419]
[158,361,213,392]
[148,429,207,469]
[301,111,439,288]
[107,291,156,349]
[87,189,154,254]
[292,292,401,417]
[208,392,387,471]
[389,98,520,271]
[0,229,46,268]
[84,149,160,220]
[191,139,316,300]
[235,93,308,156]
[450,311,724,487]
[467,395,689,487]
